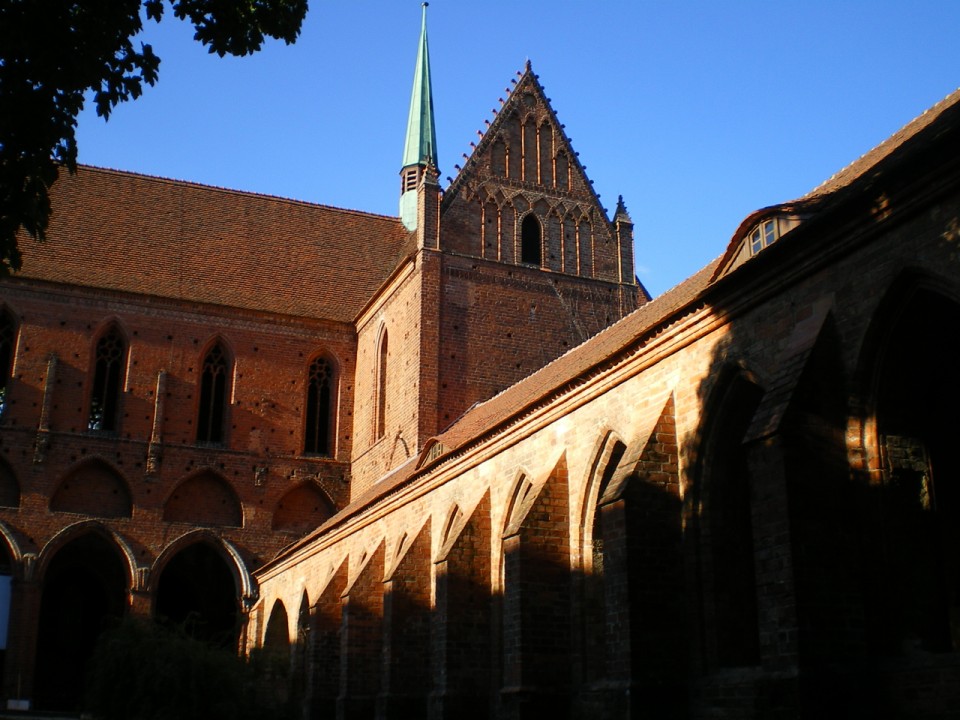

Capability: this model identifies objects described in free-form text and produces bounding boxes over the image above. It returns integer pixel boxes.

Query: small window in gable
[749,219,779,256]
[521,214,542,266]
[88,326,127,432]
[197,342,230,445]
[305,355,335,456]
[0,309,16,419]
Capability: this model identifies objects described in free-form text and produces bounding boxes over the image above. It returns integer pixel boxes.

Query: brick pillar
[338,542,385,720]
[378,521,431,718]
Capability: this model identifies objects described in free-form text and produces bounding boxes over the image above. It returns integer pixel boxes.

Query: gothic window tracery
[305,355,335,456]
[88,325,126,432]
[197,341,230,445]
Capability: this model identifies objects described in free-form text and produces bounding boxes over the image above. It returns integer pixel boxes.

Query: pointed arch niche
[861,284,960,654]
[375,326,389,441]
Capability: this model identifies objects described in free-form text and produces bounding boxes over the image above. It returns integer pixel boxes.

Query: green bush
[84,617,301,720]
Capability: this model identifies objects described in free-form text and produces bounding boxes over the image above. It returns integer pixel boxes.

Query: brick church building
[2,6,960,718]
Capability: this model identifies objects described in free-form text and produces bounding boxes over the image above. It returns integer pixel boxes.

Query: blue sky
[76,2,960,298]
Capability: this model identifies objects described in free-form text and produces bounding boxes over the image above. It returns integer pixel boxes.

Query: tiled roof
[269,258,720,565]
[14,166,413,322]
[714,87,960,278]
[802,86,960,201]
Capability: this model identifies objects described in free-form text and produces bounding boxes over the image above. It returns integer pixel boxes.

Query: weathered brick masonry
[2,12,960,718]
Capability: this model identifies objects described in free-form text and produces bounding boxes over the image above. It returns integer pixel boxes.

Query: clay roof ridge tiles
[75,164,405,222]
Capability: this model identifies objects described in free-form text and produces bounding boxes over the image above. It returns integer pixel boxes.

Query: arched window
[0,308,16,418]
[197,342,230,444]
[376,329,388,440]
[88,325,127,432]
[305,355,334,456]
[521,214,542,266]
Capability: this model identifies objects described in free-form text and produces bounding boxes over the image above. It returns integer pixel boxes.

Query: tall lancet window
[197,342,230,444]
[88,326,127,432]
[376,329,388,440]
[305,355,335,456]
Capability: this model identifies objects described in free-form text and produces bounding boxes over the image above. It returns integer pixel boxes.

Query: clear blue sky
[76,2,960,298]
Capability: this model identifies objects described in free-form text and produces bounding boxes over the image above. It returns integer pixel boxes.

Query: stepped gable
[15,166,414,323]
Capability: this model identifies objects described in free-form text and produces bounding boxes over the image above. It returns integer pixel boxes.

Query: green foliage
[85,616,302,720]
[0,0,307,275]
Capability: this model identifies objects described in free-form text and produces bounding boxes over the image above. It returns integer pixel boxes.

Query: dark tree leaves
[0,0,307,275]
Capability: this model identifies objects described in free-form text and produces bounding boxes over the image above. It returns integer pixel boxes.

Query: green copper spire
[402,3,438,170]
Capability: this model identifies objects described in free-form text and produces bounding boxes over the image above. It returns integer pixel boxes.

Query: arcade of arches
[0,29,958,719]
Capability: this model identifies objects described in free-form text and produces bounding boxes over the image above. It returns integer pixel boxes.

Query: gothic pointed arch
[691,367,764,669]
[520,212,542,266]
[853,272,960,654]
[87,321,128,432]
[375,324,389,441]
[196,337,233,445]
[304,351,338,456]
[50,458,132,519]
[163,470,242,527]
[152,533,247,647]
[34,525,132,711]
[263,599,291,659]
[578,430,627,685]
[272,482,335,535]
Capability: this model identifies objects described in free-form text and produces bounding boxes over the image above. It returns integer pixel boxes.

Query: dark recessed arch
[50,459,131,519]
[163,471,242,527]
[154,537,243,648]
[34,530,130,711]
[693,368,765,669]
[856,278,960,654]
[272,482,334,535]
[520,213,542,266]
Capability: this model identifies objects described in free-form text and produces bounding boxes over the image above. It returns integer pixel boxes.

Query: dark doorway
[874,289,960,653]
[155,542,239,649]
[34,533,128,711]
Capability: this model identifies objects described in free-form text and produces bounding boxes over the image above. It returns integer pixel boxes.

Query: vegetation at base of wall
[85,616,302,720]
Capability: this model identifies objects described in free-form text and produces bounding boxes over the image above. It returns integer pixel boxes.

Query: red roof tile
[15,166,413,322]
